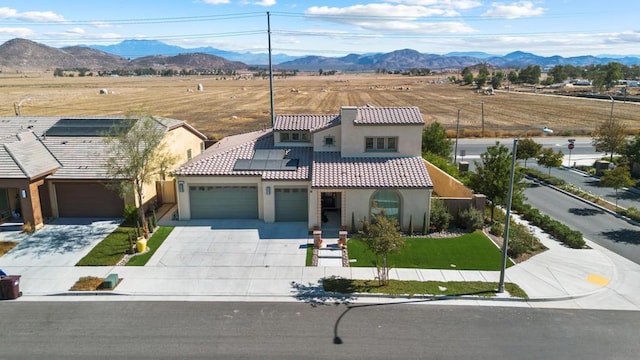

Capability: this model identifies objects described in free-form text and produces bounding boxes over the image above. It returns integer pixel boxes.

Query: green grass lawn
[76,226,173,266]
[76,225,136,266]
[306,245,313,266]
[126,226,174,266]
[347,231,514,270]
[322,277,528,298]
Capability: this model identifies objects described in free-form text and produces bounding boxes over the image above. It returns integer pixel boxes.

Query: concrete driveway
[148,219,313,267]
[0,218,121,267]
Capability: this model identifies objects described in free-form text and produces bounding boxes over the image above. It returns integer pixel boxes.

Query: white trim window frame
[365,136,398,152]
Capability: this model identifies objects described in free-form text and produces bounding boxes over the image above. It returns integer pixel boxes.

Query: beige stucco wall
[138,126,205,209]
[311,188,431,232]
[312,126,342,152]
[339,106,423,157]
[424,160,473,198]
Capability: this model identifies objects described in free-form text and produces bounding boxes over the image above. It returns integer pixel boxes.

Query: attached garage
[54,182,124,217]
[189,185,258,219]
[275,187,308,222]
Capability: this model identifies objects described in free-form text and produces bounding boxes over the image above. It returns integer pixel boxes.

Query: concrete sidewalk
[2,217,640,310]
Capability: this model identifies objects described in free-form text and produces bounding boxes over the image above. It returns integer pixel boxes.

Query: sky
[0,1,639,58]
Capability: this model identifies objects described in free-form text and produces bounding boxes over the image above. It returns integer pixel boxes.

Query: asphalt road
[0,301,638,360]
[546,166,640,210]
[524,182,640,265]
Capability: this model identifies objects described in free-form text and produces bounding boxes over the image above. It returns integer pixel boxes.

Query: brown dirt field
[1,73,639,140]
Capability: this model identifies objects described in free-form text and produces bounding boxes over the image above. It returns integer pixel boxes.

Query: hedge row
[513,203,585,249]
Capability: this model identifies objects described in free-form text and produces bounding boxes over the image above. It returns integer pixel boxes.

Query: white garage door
[189,185,258,219]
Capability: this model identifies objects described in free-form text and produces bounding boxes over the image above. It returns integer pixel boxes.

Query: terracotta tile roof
[274,114,340,132]
[354,106,424,125]
[312,152,433,188]
[173,130,311,181]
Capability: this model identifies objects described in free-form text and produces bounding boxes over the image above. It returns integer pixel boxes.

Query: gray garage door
[275,188,308,222]
[189,185,258,219]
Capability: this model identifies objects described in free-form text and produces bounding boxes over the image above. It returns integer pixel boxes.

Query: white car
[542,127,554,134]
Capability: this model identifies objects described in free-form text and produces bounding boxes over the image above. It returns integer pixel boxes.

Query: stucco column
[20,179,45,230]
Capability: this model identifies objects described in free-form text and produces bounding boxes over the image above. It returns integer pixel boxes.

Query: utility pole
[498,138,519,293]
[267,12,275,128]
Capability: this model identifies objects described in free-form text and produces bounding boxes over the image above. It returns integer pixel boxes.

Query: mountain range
[1,38,639,73]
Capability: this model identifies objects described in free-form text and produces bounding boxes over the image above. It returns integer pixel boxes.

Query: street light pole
[481,101,485,138]
[454,108,462,163]
[498,137,519,293]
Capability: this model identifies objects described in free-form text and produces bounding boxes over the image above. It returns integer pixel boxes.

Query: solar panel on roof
[45,118,135,137]
[233,158,299,171]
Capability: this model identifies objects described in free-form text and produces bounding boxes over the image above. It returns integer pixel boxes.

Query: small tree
[600,166,635,210]
[592,117,627,162]
[104,108,176,238]
[516,138,542,168]
[421,122,453,159]
[537,148,564,175]
[361,214,405,286]
[468,142,524,222]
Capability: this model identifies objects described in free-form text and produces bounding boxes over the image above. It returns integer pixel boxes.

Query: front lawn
[77,226,173,266]
[76,226,136,266]
[347,231,513,270]
[322,277,528,298]
[126,226,174,266]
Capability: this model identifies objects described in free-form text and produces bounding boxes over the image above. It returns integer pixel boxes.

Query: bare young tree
[592,117,627,162]
[104,109,176,238]
[361,214,405,286]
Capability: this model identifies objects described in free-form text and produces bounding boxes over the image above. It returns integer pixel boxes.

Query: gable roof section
[353,106,424,126]
[173,129,311,181]
[2,132,60,179]
[0,115,204,180]
[312,152,432,189]
[274,114,340,132]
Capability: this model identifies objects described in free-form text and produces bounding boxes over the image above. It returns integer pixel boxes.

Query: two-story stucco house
[0,116,206,230]
[173,106,433,232]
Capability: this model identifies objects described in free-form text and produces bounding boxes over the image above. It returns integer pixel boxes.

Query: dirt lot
[1,72,638,140]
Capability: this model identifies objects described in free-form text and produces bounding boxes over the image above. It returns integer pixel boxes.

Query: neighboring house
[0,116,206,230]
[173,106,433,232]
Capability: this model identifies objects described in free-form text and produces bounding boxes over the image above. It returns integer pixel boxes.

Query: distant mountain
[88,39,297,65]
[0,38,247,72]
[2,38,640,73]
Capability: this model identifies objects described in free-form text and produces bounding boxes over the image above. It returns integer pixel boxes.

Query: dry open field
[1,72,639,140]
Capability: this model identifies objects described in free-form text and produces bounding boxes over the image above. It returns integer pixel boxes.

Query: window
[365,136,398,152]
[187,149,192,160]
[280,131,310,143]
[370,190,400,219]
[324,136,335,146]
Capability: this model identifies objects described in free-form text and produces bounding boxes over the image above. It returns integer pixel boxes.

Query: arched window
[370,190,400,220]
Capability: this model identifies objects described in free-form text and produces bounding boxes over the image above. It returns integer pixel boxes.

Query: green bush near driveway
[347,231,513,270]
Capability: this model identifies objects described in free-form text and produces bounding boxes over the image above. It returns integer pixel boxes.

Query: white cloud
[65,27,86,35]
[90,21,116,28]
[201,0,230,4]
[0,7,66,22]
[482,1,545,19]
[307,4,457,20]
[253,0,276,6]
[0,27,35,37]
[387,0,482,10]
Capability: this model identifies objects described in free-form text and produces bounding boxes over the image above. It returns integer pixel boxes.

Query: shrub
[123,205,138,226]
[457,207,484,230]
[489,222,503,237]
[430,199,451,231]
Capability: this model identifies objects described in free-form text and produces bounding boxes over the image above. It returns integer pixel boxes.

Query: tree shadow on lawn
[601,229,640,245]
